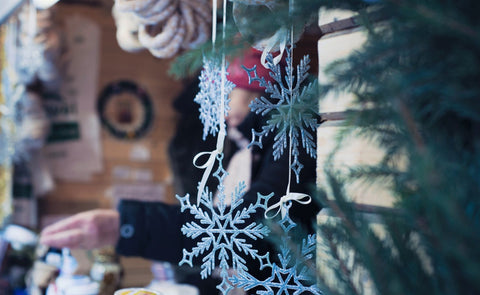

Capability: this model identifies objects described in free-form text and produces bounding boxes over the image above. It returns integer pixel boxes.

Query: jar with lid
[89,246,122,295]
[146,261,199,295]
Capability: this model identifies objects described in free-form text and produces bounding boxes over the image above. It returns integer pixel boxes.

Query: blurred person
[39,48,319,293]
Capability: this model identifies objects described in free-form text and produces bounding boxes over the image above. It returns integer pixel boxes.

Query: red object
[227,48,278,92]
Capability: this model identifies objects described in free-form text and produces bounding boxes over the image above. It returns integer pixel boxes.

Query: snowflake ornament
[176,161,273,294]
[245,47,319,183]
[230,205,322,295]
[195,57,235,140]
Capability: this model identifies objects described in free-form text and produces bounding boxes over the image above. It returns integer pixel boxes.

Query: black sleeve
[116,200,194,263]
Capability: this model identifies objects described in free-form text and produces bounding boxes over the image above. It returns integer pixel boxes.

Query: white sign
[44,14,103,181]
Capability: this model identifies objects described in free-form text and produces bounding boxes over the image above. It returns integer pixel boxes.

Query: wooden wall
[38,3,183,287]
[39,3,183,215]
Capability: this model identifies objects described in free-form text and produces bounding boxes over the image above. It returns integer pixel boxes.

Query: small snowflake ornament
[195,57,235,140]
[193,56,236,205]
[176,161,273,294]
[230,205,322,295]
[245,47,319,183]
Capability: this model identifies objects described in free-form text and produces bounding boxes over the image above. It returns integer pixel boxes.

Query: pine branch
[386,0,480,45]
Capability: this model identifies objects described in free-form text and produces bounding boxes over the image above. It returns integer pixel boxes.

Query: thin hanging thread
[28,0,37,41]
[219,0,227,141]
[286,0,294,199]
[265,0,311,219]
[194,0,228,206]
[212,0,217,47]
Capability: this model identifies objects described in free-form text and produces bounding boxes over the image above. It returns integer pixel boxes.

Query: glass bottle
[89,247,122,295]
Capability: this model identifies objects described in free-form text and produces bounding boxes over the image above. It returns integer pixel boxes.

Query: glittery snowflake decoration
[194,57,235,140]
[245,47,319,183]
[176,161,273,294]
[230,206,322,295]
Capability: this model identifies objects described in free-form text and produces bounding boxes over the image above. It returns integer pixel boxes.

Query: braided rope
[113,0,211,58]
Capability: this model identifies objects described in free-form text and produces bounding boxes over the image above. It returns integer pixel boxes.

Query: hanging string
[212,0,217,46]
[265,0,312,219]
[220,0,227,142]
[286,0,294,205]
[28,0,37,41]
[218,0,227,161]
[194,0,229,206]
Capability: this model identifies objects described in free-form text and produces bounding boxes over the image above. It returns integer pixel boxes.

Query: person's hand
[39,209,120,250]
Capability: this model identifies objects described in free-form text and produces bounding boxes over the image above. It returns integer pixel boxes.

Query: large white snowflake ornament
[245,47,319,183]
[230,205,322,295]
[176,161,273,294]
[194,57,235,140]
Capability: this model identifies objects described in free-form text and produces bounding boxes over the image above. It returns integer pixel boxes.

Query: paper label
[44,14,103,181]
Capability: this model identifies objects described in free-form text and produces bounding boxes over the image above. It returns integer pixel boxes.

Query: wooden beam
[320,16,361,36]
[320,111,349,122]
[319,9,387,37]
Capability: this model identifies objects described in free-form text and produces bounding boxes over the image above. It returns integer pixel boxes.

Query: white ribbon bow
[260,28,288,68]
[193,129,226,206]
[264,192,311,219]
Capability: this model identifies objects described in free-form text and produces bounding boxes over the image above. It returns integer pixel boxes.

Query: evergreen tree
[314,0,480,294]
